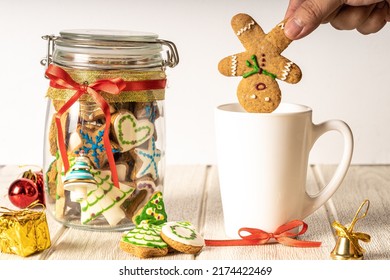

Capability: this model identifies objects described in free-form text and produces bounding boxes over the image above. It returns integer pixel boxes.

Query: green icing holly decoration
[133,191,167,226]
[170,221,198,240]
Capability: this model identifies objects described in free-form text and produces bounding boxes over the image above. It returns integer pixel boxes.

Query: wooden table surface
[1,164,389,260]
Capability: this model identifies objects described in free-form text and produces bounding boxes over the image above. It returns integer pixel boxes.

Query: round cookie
[161,221,205,254]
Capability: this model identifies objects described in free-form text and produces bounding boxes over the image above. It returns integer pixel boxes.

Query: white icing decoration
[133,137,161,180]
[80,169,135,226]
[162,222,205,247]
[231,55,238,76]
[264,97,270,102]
[278,22,285,30]
[236,20,255,36]
[281,61,293,81]
[144,235,155,241]
[113,110,154,152]
[250,94,257,99]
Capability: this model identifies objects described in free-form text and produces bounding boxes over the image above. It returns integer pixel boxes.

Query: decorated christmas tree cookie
[132,191,167,225]
[120,192,205,258]
[80,169,135,226]
[120,223,168,258]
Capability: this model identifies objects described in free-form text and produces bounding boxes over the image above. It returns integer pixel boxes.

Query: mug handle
[302,120,354,218]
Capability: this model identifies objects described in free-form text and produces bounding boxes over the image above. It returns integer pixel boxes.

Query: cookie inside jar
[42,29,178,231]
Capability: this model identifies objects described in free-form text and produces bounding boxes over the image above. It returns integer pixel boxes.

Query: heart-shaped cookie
[112,110,154,152]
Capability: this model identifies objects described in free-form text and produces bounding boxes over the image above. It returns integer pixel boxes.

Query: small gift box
[0,202,51,257]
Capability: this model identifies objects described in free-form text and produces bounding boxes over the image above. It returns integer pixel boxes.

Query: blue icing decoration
[145,104,157,123]
[134,137,161,180]
[76,129,119,168]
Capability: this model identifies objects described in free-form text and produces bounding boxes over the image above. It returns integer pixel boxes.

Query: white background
[1,0,389,166]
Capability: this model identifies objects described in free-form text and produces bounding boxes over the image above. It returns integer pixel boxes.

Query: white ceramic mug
[215,103,353,238]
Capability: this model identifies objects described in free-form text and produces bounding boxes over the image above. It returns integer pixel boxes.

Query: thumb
[284,0,343,40]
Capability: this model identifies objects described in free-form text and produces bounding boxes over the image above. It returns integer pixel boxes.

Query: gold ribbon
[0,201,46,221]
[332,221,371,254]
[46,67,167,102]
[332,199,371,255]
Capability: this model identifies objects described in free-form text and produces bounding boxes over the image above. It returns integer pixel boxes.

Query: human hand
[284,0,390,40]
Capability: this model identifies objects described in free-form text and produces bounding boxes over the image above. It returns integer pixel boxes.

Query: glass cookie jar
[41,30,178,231]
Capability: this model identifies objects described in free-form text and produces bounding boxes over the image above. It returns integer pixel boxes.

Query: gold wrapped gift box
[0,203,51,257]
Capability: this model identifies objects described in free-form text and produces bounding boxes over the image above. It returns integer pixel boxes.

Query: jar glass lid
[50,29,170,70]
[58,29,159,43]
[42,29,179,70]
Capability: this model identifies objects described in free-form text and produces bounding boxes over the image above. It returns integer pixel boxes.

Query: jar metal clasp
[41,35,57,77]
[156,39,179,69]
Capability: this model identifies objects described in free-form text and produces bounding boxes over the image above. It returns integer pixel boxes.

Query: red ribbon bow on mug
[205,220,321,247]
[45,64,166,187]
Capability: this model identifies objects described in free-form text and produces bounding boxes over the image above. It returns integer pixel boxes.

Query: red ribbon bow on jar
[205,220,321,248]
[45,64,166,187]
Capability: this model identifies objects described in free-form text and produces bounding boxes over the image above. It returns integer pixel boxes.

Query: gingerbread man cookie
[218,13,302,113]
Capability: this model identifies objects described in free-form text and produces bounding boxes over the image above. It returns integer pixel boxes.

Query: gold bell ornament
[63,150,97,202]
[330,199,371,260]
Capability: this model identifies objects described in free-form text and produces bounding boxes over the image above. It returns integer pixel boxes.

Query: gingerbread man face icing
[218,13,302,113]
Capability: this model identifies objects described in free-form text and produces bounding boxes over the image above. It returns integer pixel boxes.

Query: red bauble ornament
[8,178,39,208]
[8,169,45,208]
[31,170,45,205]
